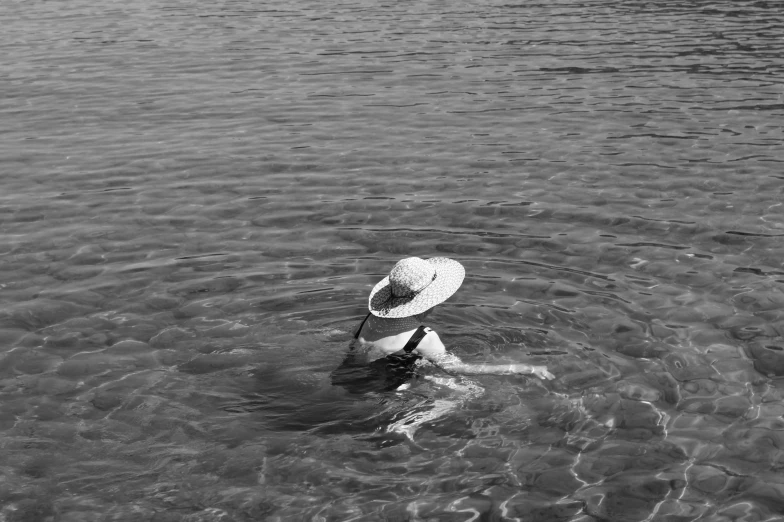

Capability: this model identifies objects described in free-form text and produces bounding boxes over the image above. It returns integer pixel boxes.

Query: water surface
[2,0,784,520]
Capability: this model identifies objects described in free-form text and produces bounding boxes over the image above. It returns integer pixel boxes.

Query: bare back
[354,313,446,362]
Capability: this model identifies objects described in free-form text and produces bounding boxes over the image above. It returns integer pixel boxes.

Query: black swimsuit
[331,313,429,394]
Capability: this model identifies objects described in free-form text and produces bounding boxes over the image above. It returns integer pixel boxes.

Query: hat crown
[389,257,436,298]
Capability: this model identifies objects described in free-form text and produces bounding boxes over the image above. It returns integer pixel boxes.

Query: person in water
[348,256,555,386]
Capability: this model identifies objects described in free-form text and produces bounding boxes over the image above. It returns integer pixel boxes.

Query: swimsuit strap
[402,325,431,353]
[353,312,373,339]
[353,313,430,352]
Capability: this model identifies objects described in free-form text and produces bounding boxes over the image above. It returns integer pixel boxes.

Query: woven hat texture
[368,257,464,318]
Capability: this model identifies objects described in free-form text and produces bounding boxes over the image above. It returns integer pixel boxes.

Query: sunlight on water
[1,0,784,520]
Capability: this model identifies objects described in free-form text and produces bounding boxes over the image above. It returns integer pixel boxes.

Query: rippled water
[2,0,784,520]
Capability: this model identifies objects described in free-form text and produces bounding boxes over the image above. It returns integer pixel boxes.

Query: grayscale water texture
[2,0,784,520]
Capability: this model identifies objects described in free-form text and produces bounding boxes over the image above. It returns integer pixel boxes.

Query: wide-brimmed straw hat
[368,257,465,318]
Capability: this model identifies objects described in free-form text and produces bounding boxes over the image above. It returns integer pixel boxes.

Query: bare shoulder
[413,328,446,359]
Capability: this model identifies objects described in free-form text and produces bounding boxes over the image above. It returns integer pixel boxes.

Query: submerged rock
[745,342,784,377]
[5,299,93,329]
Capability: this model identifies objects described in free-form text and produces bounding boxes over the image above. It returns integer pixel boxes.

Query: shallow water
[2,0,784,520]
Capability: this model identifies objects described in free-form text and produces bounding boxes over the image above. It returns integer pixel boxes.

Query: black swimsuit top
[331,313,429,393]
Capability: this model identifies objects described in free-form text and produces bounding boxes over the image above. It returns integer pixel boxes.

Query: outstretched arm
[431,353,555,380]
[415,331,554,380]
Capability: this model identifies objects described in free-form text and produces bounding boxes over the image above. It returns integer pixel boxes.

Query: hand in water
[514,364,554,380]
[530,365,555,380]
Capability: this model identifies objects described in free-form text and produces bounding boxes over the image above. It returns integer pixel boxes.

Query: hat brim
[368,257,465,318]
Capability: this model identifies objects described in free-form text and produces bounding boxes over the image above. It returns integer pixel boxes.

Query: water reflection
[2,0,784,519]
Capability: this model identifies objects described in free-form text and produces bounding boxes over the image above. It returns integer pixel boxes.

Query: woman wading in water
[332,256,553,436]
